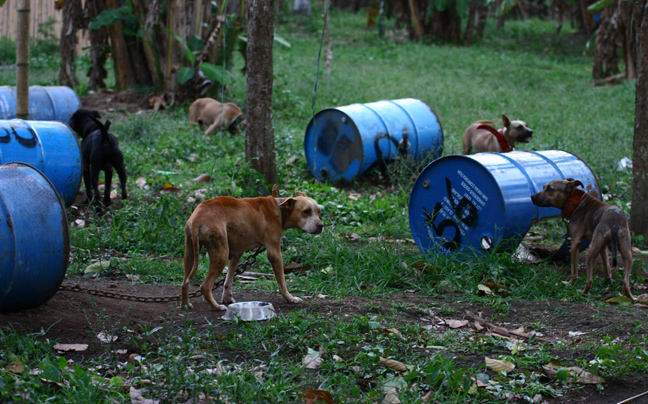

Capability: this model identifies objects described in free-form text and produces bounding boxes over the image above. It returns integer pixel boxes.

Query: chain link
[59,247,266,303]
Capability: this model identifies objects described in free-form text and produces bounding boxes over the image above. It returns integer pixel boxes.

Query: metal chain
[59,247,266,303]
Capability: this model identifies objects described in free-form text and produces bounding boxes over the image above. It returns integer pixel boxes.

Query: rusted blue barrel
[0,163,70,312]
[0,119,81,207]
[0,86,81,123]
[304,98,443,181]
[409,150,601,258]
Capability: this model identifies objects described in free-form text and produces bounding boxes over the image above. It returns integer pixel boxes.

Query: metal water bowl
[222,301,276,321]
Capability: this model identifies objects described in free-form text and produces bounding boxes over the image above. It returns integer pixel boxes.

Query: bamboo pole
[16,0,30,120]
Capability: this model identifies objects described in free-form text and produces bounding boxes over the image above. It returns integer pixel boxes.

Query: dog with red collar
[462,115,533,154]
[531,178,635,299]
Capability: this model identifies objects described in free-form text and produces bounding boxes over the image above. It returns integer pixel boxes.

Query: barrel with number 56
[0,120,82,207]
[408,150,602,258]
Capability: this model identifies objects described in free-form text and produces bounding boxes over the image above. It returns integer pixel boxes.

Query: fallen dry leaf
[286,155,299,165]
[446,319,469,329]
[379,357,409,373]
[301,388,333,404]
[130,386,160,404]
[383,387,401,404]
[53,343,88,352]
[332,354,343,363]
[5,359,24,374]
[97,331,118,344]
[192,174,212,183]
[542,366,605,384]
[485,357,515,373]
[302,348,322,370]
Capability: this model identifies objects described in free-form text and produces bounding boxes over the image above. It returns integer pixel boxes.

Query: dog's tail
[89,116,111,145]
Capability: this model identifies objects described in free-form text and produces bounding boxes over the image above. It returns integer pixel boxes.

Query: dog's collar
[476,124,513,152]
[561,188,586,220]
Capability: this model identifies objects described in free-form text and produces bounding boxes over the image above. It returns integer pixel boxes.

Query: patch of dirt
[2,274,647,403]
[80,88,150,114]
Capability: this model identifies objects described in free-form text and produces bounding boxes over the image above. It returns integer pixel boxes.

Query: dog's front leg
[266,244,302,304]
[568,227,582,284]
[222,254,241,305]
[90,165,102,206]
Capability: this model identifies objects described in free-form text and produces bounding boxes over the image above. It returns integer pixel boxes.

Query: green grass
[1,7,646,404]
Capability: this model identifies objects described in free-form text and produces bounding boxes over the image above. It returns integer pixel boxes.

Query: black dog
[69,109,127,206]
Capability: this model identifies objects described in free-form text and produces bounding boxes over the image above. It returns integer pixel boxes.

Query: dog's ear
[295,191,306,197]
[271,184,279,197]
[502,115,511,127]
[104,120,112,131]
[279,197,295,209]
[565,178,584,193]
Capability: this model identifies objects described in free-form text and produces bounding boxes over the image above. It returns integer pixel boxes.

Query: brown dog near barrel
[531,178,635,299]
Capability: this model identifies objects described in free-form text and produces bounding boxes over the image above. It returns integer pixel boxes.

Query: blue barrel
[0,163,70,312]
[409,150,601,258]
[304,98,443,181]
[0,86,81,123]
[0,119,82,207]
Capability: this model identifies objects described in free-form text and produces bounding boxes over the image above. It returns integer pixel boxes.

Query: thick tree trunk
[16,0,30,120]
[85,0,109,89]
[59,0,82,88]
[630,0,648,238]
[106,0,135,89]
[246,0,278,185]
[164,0,186,92]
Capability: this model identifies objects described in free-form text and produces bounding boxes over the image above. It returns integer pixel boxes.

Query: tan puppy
[531,178,634,299]
[462,115,533,154]
[188,98,247,135]
[181,191,324,311]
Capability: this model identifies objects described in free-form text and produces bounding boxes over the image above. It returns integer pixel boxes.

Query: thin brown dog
[530,178,635,299]
[181,191,324,311]
[462,114,533,154]
[188,98,247,135]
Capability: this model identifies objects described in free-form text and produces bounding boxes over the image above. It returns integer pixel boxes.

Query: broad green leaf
[177,66,195,85]
[273,34,291,49]
[84,260,112,275]
[188,35,205,51]
[89,9,122,30]
[199,63,231,85]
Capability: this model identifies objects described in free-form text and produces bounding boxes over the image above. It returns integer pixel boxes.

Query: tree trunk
[294,0,312,15]
[106,0,135,90]
[246,0,278,185]
[630,0,648,238]
[59,0,82,88]
[16,0,30,120]
[85,0,109,90]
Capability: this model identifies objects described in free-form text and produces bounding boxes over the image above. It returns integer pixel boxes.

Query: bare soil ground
[2,269,647,404]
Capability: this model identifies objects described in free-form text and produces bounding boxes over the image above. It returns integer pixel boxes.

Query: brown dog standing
[462,115,533,154]
[189,98,247,135]
[181,191,324,311]
[531,178,634,299]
